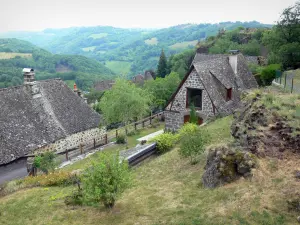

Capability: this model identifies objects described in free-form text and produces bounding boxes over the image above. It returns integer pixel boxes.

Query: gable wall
[166,69,213,115]
[165,69,214,131]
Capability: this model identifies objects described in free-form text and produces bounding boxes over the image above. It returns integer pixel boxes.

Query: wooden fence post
[291,78,294,93]
[80,144,83,154]
[150,116,152,125]
[142,120,145,128]
[66,149,69,161]
[93,138,96,148]
[116,129,118,138]
[284,73,287,89]
[134,122,137,130]
[105,134,108,144]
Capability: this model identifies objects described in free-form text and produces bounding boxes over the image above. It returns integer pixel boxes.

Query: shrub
[65,190,84,206]
[178,123,199,139]
[22,171,75,187]
[189,104,198,124]
[116,133,126,144]
[260,64,281,86]
[33,151,56,174]
[127,129,140,136]
[179,130,210,164]
[82,152,131,208]
[152,133,178,154]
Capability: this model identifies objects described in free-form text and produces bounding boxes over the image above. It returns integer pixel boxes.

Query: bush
[260,64,281,86]
[152,133,178,154]
[116,133,126,144]
[22,171,75,187]
[127,129,140,136]
[33,151,56,174]
[65,190,84,206]
[82,153,131,208]
[189,105,198,124]
[178,123,199,139]
[179,130,210,164]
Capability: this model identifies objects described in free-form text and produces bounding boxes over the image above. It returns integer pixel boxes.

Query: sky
[0,0,297,32]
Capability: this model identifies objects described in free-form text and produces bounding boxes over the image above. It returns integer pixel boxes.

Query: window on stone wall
[226,88,232,101]
[186,88,202,109]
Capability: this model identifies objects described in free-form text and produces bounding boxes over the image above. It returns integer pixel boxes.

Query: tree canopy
[144,72,180,110]
[262,1,300,69]
[99,78,153,125]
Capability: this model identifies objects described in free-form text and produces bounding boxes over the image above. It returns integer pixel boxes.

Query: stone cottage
[0,68,105,167]
[164,53,258,131]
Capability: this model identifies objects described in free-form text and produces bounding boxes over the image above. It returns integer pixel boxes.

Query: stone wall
[165,69,214,131]
[34,127,106,154]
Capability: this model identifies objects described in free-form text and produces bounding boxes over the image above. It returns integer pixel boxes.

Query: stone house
[164,53,258,131]
[132,70,155,85]
[0,68,105,167]
[93,79,115,92]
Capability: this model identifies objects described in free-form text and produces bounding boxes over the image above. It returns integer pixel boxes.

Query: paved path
[0,159,27,185]
[137,129,163,142]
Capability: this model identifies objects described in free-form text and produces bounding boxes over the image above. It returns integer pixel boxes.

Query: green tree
[99,78,153,126]
[262,1,300,69]
[83,152,131,208]
[144,72,180,110]
[156,49,168,78]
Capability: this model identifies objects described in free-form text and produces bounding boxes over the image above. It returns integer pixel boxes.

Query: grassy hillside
[1,88,299,224]
[0,22,272,76]
[0,38,115,90]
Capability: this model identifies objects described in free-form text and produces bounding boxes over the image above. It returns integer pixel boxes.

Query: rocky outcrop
[231,94,300,158]
[202,146,256,188]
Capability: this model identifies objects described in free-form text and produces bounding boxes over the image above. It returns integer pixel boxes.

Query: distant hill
[0,21,272,76]
[0,38,115,90]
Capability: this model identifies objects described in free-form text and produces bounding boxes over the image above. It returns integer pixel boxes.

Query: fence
[106,111,165,141]
[274,70,299,94]
[54,111,164,162]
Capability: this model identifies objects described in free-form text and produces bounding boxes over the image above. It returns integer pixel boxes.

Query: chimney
[228,50,239,74]
[73,83,82,97]
[23,68,35,84]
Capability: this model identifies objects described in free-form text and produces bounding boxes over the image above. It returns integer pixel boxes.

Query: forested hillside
[0,21,271,76]
[0,39,114,89]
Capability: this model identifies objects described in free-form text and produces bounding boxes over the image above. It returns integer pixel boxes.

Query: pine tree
[156,49,168,78]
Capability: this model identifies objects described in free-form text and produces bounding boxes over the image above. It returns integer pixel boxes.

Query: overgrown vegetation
[81,153,131,208]
[178,123,210,164]
[33,151,57,174]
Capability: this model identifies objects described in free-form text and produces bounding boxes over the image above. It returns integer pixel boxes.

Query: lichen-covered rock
[231,93,300,158]
[202,146,256,188]
[287,198,300,212]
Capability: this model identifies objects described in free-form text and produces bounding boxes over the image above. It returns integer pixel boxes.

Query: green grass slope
[1,98,299,225]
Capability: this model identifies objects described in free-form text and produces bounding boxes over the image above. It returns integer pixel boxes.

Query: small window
[226,88,232,101]
[186,88,202,109]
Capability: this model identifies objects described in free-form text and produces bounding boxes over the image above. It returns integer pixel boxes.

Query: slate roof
[0,79,101,165]
[94,80,115,92]
[165,53,258,113]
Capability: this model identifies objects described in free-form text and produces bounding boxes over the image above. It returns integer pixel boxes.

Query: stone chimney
[73,83,88,103]
[23,68,41,98]
[23,68,35,84]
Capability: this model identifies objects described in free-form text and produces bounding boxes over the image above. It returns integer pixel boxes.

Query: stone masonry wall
[165,69,214,131]
[34,127,106,154]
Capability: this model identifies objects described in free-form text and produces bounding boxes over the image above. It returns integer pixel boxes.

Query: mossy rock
[202,146,256,188]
